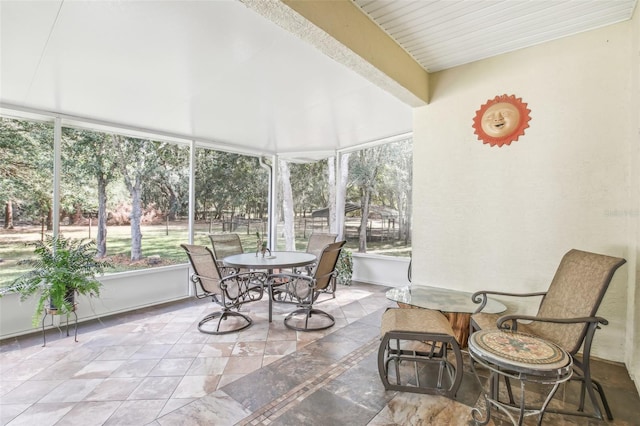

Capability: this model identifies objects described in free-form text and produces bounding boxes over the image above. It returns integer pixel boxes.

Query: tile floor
[1,282,638,425]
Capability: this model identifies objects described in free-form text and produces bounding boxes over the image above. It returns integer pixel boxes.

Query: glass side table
[468,329,573,426]
[386,286,506,347]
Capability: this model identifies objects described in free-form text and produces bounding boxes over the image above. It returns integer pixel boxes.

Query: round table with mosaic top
[468,329,573,426]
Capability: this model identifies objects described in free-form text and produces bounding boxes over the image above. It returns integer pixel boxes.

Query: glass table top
[386,285,506,314]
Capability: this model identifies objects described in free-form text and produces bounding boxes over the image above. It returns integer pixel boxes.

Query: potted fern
[336,248,353,286]
[1,235,110,327]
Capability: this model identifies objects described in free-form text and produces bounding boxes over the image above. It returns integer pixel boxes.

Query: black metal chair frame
[268,240,345,331]
[181,244,265,334]
[470,249,626,421]
[378,330,462,398]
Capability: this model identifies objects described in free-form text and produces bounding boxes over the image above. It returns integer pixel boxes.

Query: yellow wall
[412,18,636,368]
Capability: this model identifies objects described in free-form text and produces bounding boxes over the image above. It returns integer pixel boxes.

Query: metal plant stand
[41,308,78,347]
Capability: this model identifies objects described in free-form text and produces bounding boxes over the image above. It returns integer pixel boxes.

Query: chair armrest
[267,273,315,301]
[223,271,267,282]
[496,314,608,331]
[189,274,210,300]
[220,271,267,290]
[220,271,267,303]
[471,290,546,313]
[267,273,313,283]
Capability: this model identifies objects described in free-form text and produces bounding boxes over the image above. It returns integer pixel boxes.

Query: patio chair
[305,233,338,260]
[181,244,265,334]
[209,233,244,275]
[268,240,346,331]
[471,248,626,421]
[303,233,338,297]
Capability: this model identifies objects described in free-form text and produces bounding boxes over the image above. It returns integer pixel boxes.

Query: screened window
[193,149,269,252]
[0,117,54,284]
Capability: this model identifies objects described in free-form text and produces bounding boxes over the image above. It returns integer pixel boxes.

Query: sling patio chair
[181,244,265,334]
[302,233,338,297]
[209,233,245,275]
[470,248,626,421]
[268,240,346,331]
[305,233,338,260]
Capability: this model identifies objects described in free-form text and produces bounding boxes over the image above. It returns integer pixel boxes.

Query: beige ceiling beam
[242,0,428,106]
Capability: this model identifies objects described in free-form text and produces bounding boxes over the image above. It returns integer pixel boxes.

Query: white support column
[270,155,278,250]
[52,117,62,236]
[336,151,346,241]
[188,140,196,244]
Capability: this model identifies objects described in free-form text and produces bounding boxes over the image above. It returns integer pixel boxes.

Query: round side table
[468,329,573,426]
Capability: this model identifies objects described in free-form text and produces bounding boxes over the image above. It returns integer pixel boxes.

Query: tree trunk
[404,188,412,244]
[4,200,14,229]
[328,157,337,234]
[167,187,178,221]
[404,164,413,244]
[279,160,296,251]
[46,208,53,231]
[359,188,371,253]
[130,184,143,261]
[96,176,108,258]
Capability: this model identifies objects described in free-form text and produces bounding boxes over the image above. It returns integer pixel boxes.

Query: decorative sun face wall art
[472,94,531,147]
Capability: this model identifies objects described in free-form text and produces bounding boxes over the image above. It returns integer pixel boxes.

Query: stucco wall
[412,20,634,365]
[630,1,640,390]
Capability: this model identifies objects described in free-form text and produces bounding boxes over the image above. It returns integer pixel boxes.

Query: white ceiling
[355,0,637,72]
[1,0,636,159]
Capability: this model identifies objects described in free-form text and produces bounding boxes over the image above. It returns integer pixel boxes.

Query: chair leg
[284,307,335,331]
[377,330,463,398]
[575,362,613,420]
[574,330,614,421]
[197,310,252,335]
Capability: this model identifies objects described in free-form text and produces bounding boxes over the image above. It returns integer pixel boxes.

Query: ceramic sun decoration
[472,94,531,147]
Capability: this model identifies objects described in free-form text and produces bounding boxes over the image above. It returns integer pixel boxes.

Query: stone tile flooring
[1,282,638,425]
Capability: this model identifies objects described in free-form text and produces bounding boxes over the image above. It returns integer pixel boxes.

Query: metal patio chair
[303,233,338,297]
[209,233,245,275]
[471,248,626,421]
[181,244,264,334]
[268,240,346,331]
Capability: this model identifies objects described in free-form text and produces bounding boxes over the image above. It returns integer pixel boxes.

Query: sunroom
[1,1,639,425]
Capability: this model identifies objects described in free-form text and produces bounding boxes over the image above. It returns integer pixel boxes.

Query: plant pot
[47,288,76,315]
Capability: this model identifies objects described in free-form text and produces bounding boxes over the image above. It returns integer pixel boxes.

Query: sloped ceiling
[354,0,637,72]
[0,0,412,158]
[1,0,636,159]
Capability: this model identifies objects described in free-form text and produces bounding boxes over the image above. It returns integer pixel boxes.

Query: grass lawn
[0,220,410,286]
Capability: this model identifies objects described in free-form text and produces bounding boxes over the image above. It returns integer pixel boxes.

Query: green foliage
[0,118,54,223]
[336,249,353,286]
[288,162,329,213]
[194,150,268,220]
[1,235,110,326]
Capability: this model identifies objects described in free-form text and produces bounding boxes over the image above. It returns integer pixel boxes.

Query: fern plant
[336,249,353,286]
[1,235,110,326]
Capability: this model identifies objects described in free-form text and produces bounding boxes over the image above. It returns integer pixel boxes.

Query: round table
[223,251,317,322]
[224,251,316,271]
[468,329,573,426]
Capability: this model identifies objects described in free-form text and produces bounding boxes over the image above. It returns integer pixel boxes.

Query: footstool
[377,307,463,398]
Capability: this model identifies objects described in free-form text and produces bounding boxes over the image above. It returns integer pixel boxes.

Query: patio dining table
[223,251,317,322]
